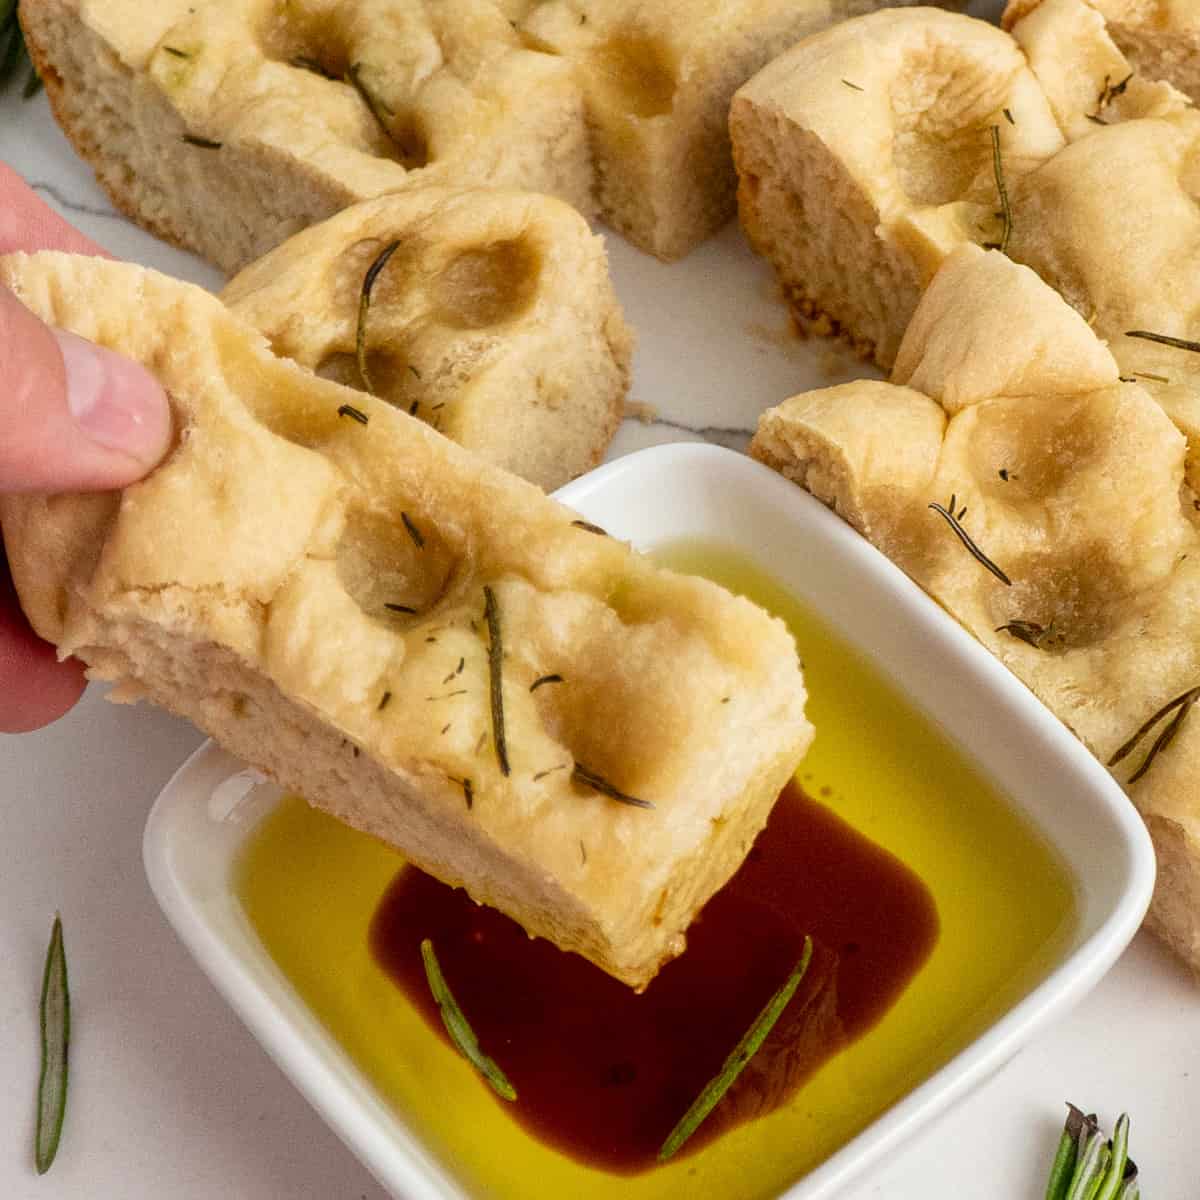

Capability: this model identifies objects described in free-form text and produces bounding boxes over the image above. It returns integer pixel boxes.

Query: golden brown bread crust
[0,250,813,990]
[752,246,1200,978]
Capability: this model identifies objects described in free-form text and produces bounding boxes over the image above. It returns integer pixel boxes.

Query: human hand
[0,163,172,731]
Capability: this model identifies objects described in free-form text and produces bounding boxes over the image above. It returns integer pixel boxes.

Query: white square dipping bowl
[144,442,1155,1200]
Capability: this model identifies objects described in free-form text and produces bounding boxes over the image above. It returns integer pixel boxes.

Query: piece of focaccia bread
[752,244,1200,976]
[0,251,812,991]
[20,0,594,275]
[1004,0,1200,107]
[730,0,1191,369]
[22,0,957,271]
[731,7,1064,368]
[521,0,947,262]
[222,188,633,492]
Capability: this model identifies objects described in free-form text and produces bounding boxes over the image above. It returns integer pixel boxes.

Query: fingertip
[0,620,87,733]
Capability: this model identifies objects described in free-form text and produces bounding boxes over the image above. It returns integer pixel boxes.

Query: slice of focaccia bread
[20,0,594,274]
[0,251,812,991]
[752,245,1200,976]
[731,6,1064,368]
[222,188,633,492]
[1004,0,1200,107]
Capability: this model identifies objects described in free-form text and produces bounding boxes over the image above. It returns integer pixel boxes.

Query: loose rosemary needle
[356,239,401,395]
[483,585,510,776]
[1108,685,1200,783]
[1125,329,1200,354]
[420,939,516,1101]
[658,936,813,1161]
[928,494,1012,586]
[1043,1105,1137,1200]
[984,124,1012,255]
[35,914,69,1176]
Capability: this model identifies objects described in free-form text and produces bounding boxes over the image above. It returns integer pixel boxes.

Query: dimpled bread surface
[222,188,633,492]
[22,0,955,270]
[730,0,1194,369]
[0,251,813,991]
[752,245,1200,975]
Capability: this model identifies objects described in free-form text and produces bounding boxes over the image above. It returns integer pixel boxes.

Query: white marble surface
[2,4,1199,1198]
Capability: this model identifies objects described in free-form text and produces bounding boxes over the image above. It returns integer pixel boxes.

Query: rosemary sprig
[1125,329,1200,354]
[658,937,813,1161]
[529,673,564,691]
[1043,1105,1137,1200]
[983,124,1013,254]
[35,914,69,1176]
[928,494,1012,586]
[337,403,369,425]
[401,511,425,549]
[0,0,39,97]
[570,519,609,536]
[420,939,516,1101]
[356,240,401,395]
[1108,685,1200,783]
[995,619,1059,649]
[483,586,510,776]
[572,763,654,810]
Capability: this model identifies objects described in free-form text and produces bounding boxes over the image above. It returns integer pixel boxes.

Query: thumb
[0,285,172,492]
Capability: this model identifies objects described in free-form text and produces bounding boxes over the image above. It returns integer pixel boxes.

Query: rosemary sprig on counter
[1109,684,1200,784]
[483,586,511,776]
[0,0,39,98]
[421,939,516,1101]
[35,914,69,1175]
[1043,1105,1138,1200]
[356,239,401,395]
[929,494,1012,586]
[658,936,813,1161]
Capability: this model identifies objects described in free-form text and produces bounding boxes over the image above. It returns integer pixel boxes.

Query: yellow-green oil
[236,540,1076,1200]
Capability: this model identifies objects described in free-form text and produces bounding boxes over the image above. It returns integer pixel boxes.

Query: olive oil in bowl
[236,541,1075,1200]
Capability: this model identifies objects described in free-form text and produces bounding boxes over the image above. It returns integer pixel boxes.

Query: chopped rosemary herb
[163,45,191,58]
[442,657,465,685]
[1003,107,1014,125]
[35,914,69,1176]
[1133,371,1170,384]
[1097,72,1133,112]
[1108,685,1200,783]
[290,54,337,79]
[533,764,568,782]
[377,690,392,711]
[408,363,422,379]
[572,763,654,810]
[995,619,1059,649]
[983,125,1012,254]
[426,689,468,701]
[579,840,587,864]
[841,79,863,91]
[483,586,510,776]
[409,399,420,415]
[181,134,223,149]
[356,239,401,395]
[1125,330,1200,354]
[385,602,416,614]
[998,468,1010,481]
[401,511,425,549]
[928,494,1012,586]
[448,776,474,809]
[529,673,564,692]
[570,519,608,536]
[658,937,813,1161]
[420,939,516,1100]
[337,403,369,425]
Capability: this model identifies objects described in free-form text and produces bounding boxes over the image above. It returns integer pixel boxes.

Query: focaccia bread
[752,245,1200,975]
[222,188,633,492]
[1004,0,1200,107]
[0,251,813,990]
[730,0,1190,368]
[22,0,951,270]
[731,6,1064,367]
